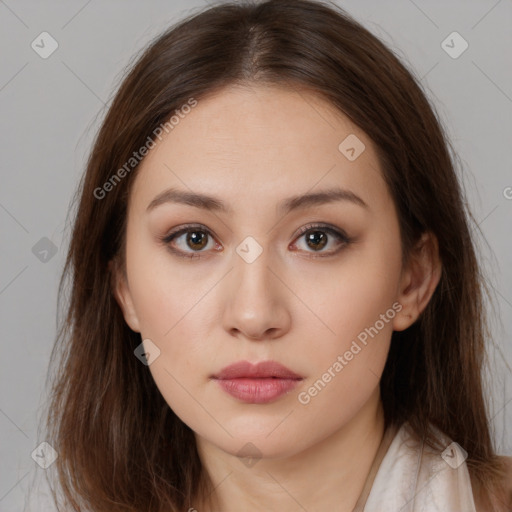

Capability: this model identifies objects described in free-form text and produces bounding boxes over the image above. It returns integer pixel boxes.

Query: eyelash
[160,222,352,260]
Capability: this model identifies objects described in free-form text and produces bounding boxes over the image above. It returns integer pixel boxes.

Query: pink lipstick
[211,360,303,404]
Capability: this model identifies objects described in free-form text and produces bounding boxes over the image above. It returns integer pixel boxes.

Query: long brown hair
[44,0,508,510]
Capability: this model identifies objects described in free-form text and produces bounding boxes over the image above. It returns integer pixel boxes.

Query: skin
[113,84,441,512]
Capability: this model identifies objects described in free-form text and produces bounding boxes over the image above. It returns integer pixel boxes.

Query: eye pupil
[306,231,327,251]
[187,231,207,250]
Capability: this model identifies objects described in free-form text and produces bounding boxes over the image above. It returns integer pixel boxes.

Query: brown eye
[185,230,209,250]
[304,230,328,251]
[292,223,351,257]
[162,224,218,259]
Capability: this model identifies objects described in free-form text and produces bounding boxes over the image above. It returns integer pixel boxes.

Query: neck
[194,389,387,512]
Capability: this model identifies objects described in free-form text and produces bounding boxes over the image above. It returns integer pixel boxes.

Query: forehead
[129,84,389,214]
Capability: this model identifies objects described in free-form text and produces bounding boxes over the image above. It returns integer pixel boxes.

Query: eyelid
[292,222,349,241]
[162,223,213,243]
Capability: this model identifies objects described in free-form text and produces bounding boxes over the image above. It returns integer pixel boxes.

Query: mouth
[211,360,303,404]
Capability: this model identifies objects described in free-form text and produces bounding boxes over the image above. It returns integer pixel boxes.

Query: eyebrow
[146,186,368,214]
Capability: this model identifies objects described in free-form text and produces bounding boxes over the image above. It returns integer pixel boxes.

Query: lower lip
[214,378,301,404]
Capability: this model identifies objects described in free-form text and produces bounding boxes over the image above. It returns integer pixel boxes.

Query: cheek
[124,232,215,386]
[124,229,206,339]
[294,228,401,405]
[308,228,402,344]
[125,244,213,430]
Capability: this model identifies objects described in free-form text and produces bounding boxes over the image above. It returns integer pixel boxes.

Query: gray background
[0,0,511,510]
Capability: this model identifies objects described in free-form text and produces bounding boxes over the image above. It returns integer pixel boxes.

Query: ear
[109,258,141,333]
[392,231,442,332]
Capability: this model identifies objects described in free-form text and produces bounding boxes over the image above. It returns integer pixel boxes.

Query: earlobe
[392,232,442,332]
[109,259,141,333]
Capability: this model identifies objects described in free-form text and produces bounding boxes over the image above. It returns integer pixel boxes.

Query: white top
[360,422,476,512]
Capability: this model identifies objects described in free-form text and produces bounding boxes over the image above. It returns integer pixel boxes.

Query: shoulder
[472,456,512,512]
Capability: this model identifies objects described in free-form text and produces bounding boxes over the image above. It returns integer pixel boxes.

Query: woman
[43,0,511,510]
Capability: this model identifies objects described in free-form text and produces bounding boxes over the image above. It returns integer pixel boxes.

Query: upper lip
[212,360,303,380]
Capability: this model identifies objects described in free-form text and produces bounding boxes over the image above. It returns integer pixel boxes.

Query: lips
[211,360,303,404]
[212,360,303,380]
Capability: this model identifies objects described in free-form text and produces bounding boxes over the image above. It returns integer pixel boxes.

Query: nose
[221,245,292,341]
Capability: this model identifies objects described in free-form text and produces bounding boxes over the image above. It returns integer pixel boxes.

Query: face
[114,84,424,460]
